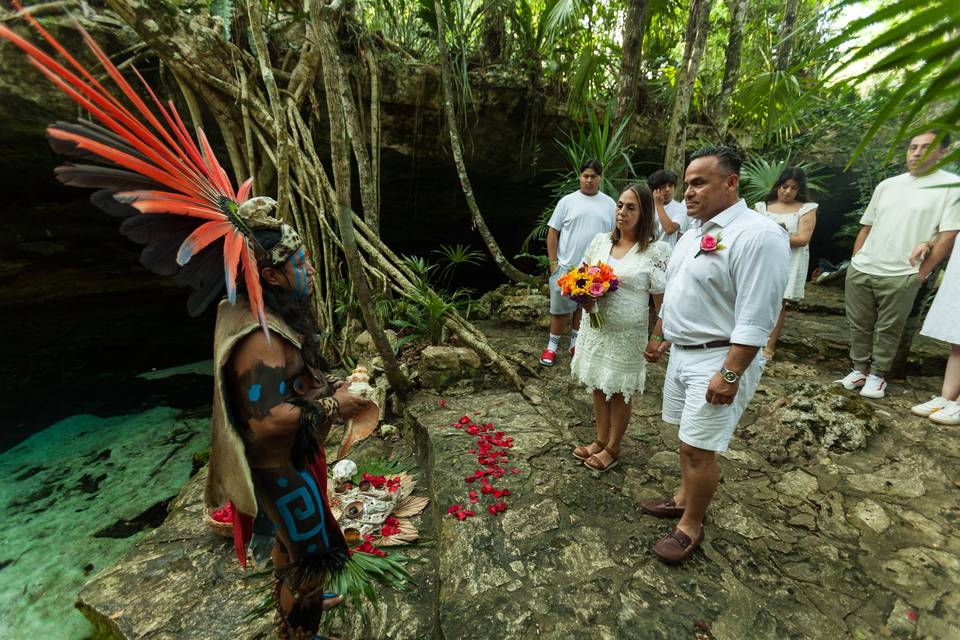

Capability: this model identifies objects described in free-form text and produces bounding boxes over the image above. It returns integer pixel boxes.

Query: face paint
[290,248,308,299]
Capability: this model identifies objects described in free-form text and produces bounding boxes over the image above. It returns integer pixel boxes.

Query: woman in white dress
[909,238,960,425]
[755,167,818,360]
[570,184,671,471]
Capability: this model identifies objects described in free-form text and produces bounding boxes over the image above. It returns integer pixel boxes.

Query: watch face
[722,370,738,383]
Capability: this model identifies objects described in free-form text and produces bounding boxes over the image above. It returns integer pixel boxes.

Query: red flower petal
[439,399,446,408]
[459,416,470,424]
[447,504,463,514]
[906,611,918,622]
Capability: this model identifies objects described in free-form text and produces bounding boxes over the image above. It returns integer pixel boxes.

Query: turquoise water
[0,364,212,639]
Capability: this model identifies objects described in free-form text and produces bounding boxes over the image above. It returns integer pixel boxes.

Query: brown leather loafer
[652,526,704,564]
[640,497,685,519]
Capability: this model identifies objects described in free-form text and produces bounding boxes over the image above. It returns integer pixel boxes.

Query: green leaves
[739,153,827,209]
[523,100,635,251]
[830,0,960,169]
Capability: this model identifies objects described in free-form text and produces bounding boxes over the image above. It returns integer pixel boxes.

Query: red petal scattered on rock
[439,399,446,408]
[906,611,918,622]
[447,504,463,514]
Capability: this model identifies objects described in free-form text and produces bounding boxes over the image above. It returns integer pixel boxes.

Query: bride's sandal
[573,440,606,461]
[584,447,619,472]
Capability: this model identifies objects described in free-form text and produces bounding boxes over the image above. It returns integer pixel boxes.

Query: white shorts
[661,345,765,452]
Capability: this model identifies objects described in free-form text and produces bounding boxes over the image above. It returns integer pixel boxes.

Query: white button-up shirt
[661,198,790,347]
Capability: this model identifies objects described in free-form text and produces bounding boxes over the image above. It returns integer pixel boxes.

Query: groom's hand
[706,373,738,405]
[644,338,669,363]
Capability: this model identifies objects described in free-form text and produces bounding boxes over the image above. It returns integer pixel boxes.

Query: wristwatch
[719,367,741,384]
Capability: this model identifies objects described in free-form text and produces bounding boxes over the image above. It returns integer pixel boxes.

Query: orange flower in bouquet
[556,262,620,329]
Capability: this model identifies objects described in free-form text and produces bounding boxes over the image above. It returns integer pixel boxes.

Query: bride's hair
[611,183,657,252]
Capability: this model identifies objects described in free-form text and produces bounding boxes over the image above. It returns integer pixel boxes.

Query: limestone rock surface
[418,346,481,389]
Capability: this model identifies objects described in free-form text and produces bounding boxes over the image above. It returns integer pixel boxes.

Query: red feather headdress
[0,4,293,338]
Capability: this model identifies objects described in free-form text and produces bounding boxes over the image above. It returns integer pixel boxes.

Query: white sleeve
[860,184,883,225]
[729,229,791,346]
[648,242,671,295]
[583,233,605,264]
[546,197,567,231]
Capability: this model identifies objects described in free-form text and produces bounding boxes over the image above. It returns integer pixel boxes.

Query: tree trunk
[715,0,749,138]
[614,0,651,123]
[481,0,506,65]
[663,0,715,179]
[433,0,533,284]
[775,0,800,72]
[314,6,409,395]
[96,0,524,389]
[316,17,380,235]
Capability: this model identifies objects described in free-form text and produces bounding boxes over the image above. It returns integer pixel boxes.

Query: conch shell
[337,365,380,459]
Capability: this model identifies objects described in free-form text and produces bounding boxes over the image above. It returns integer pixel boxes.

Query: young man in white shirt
[643,146,790,564]
[541,160,617,366]
[648,168,690,247]
[838,131,960,399]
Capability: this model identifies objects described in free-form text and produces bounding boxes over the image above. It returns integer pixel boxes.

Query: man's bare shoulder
[231,329,297,371]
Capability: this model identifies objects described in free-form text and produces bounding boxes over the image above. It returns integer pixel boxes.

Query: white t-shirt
[547,190,617,266]
[852,170,960,277]
[655,200,690,247]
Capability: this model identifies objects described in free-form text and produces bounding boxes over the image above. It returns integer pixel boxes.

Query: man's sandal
[584,448,618,472]
[572,440,606,461]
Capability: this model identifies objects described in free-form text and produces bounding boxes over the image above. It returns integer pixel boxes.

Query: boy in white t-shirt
[541,159,616,366]
[648,169,690,247]
[838,130,960,399]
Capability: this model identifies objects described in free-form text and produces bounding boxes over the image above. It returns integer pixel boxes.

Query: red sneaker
[539,349,556,366]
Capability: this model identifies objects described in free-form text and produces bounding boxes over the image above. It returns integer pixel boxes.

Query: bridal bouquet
[556,262,620,329]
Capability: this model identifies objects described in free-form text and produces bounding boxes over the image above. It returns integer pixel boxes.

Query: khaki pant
[844,266,922,376]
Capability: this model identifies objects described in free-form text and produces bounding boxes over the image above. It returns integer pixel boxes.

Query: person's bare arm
[852,225,871,257]
[706,344,760,405]
[231,333,368,440]
[643,306,671,363]
[546,226,560,276]
[789,209,817,248]
[654,193,680,236]
[918,230,959,281]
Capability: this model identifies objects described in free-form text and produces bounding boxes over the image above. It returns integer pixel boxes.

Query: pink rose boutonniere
[695,233,726,258]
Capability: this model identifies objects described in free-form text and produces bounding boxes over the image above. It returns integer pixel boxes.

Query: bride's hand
[580,299,596,313]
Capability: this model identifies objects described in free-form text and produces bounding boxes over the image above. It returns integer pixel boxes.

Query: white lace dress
[755,201,817,300]
[921,237,960,345]
[569,233,671,402]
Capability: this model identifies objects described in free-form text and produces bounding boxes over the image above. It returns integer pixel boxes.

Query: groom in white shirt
[643,146,789,564]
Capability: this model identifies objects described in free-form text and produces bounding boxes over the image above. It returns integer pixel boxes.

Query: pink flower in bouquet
[588,282,606,297]
[587,265,601,276]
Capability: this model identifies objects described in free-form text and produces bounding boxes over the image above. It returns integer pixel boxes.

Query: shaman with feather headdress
[0,6,372,638]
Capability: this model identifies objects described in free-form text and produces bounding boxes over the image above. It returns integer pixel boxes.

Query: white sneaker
[836,370,867,390]
[930,401,960,425]
[860,374,886,399]
[911,396,950,417]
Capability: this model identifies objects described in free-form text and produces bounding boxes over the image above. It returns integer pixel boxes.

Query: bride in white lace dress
[570,184,671,471]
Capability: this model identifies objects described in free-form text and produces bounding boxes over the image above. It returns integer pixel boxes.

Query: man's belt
[674,340,731,350]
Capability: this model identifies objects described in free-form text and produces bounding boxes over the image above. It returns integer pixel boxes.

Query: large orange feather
[240,243,270,342]
[223,231,245,304]
[177,221,234,266]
